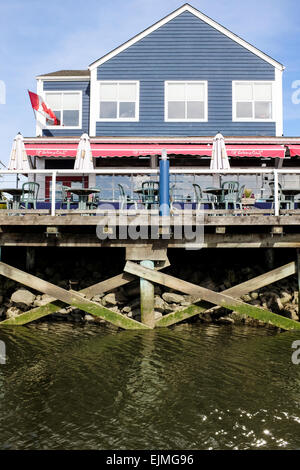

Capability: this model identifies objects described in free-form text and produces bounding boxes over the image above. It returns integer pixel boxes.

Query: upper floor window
[233,81,274,121]
[99,81,139,121]
[44,91,82,128]
[165,81,208,122]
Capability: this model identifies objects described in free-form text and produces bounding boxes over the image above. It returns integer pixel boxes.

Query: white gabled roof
[89,3,284,71]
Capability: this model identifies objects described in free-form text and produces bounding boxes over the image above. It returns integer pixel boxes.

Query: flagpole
[27,90,37,182]
[27,89,37,123]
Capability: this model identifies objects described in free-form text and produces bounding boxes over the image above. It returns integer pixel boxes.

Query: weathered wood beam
[0,259,170,326]
[1,214,300,227]
[156,262,296,327]
[124,261,300,331]
[0,262,150,330]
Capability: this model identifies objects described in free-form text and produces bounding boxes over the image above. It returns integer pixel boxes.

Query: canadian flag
[28,90,60,125]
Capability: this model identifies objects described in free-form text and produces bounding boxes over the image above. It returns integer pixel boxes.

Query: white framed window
[44,91,82,128]
[165,81,208,122]
[232,81,275,121]
[98,81,139,121]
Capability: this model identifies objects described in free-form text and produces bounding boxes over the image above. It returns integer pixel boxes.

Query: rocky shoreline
[0,254,299,330]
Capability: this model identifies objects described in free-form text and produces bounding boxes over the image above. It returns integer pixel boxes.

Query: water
[0,322,300,450]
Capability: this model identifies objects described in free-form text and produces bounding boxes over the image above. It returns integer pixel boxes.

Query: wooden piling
[265,248,274,270]
[297,249,300,317]
[140,260,155,328]
[26,248,35,272]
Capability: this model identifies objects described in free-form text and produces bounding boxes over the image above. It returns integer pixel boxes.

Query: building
[22,3,300,201]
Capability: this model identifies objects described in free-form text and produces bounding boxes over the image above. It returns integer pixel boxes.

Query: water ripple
[0,323,300,449]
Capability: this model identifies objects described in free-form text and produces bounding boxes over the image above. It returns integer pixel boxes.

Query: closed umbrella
[74,133,94,171]
[210,132,230,186]
[8,133,31,172]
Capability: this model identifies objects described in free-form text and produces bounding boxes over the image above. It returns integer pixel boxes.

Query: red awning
[25,143,213,158]
[25,143,78,157]
[288,145,300,157]
[225,145,286,159]
[90,143,213,157]
[24,142,285,159]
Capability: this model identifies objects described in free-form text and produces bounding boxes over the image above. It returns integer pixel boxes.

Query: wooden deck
[0,209,300,248]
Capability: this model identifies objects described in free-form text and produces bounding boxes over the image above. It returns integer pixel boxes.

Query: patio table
[68,188,101,210]
[203,187,229,206]
[2,188,29,210]
[281,189,300,210]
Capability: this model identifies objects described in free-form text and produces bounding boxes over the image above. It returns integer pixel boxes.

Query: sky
[0,0,300,165]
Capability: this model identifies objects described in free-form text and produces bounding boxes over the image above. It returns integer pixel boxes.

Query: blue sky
[0,0,299,165]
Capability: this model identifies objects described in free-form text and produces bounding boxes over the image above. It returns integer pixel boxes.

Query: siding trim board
[89,4,284,71]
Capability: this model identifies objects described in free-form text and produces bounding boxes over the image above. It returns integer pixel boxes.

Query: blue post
[159,149,170,216]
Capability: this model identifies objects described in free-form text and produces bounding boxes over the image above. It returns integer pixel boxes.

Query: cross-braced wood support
[124,261,300,331]
[0,256,300,331]
[0,259,170,328]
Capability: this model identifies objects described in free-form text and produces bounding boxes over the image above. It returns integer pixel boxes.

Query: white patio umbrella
[210,132,230,186]
[8,133,32,172]
[74,133,94,171]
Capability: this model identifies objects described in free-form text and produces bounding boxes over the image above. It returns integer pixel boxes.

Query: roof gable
[89,3,284,71]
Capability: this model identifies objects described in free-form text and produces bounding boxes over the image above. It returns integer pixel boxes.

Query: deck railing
[0,168,300,217]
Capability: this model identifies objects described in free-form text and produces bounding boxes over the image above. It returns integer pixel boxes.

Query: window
[233,81,274,121]
[99,81,139,121]
[44,91,82,127]
[165,81,207,121]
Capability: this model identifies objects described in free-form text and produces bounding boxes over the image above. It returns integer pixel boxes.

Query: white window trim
[232,81,276,123]
[43,90,83,129]
[164,81,208,122]
[98,81,140,122]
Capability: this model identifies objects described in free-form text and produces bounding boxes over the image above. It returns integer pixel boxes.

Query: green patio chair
[20,182,40,209]
[269,182,293,210]
[170,184,186,208]
[193,184,215,210]
[236,184,245,210]
[141,181,159,209]
[60,185,72,210]
[118,184,138,210]
[220,181,240,210]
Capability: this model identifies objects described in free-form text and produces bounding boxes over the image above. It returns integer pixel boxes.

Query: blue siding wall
[96,11,276,137]
[42,81,90,136]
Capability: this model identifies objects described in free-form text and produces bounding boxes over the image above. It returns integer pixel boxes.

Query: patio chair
[193,184,215,210]
[220,181,240,210]
[60,185,72,210]
[20,182,40,209]
[141,181,159,209]
[170,184,186,209]
[87,189,101,210]
[238,185,245,200]
[269,182,293,210]
[118,184,138,210]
